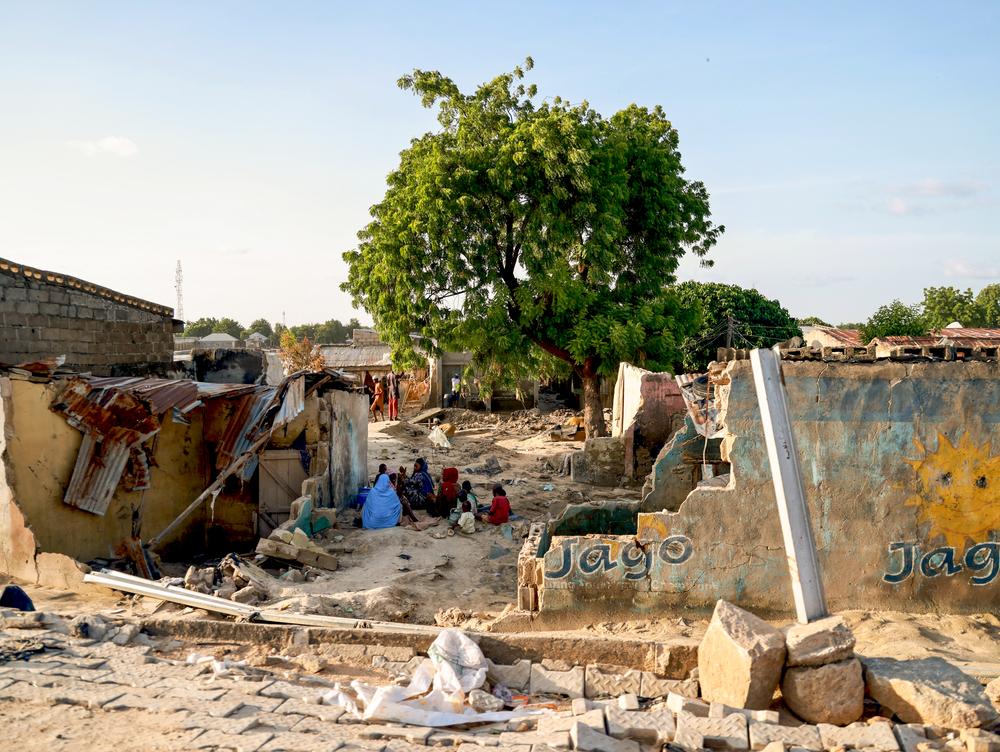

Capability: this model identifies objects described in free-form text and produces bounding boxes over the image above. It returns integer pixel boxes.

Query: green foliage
[976,284,1000,327]
[859,300,926,342]
[213,317,244,338]
[183,317,217,338]
[921,286,982,330]
[245,318,274,339]
[837,321,864,330]
[674,282,800,371]
[797,316,830,326]
[342,60,722,411]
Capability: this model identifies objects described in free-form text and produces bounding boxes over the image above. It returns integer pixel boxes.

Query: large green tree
[182,317,217,338]
[858,300,925,342]
[976,284,1000,327]
[244,318,274,339]
[674,282,800,371]
[342,60,722,435]
[213,317,244,339]
[921,286,982,330]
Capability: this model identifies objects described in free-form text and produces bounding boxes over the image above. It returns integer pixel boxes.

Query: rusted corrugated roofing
[937,337,1000,348]
[935,327,1000,340]
[874,336,940,346]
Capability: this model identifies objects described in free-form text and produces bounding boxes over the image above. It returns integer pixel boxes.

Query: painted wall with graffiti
[534,359,999,617]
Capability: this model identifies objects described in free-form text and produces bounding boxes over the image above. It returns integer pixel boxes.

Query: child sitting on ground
[450,499,476,535]
[461,480,478,509]
[482,484,511,525]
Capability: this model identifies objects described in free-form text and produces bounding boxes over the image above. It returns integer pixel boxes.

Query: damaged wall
[611,363,686,481]
[0,378,255,565]
[324,389,369,510]
[1,257,178,375]
[531,359,1000,619]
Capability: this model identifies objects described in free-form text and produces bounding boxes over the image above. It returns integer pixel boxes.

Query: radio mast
[174,260,184,320]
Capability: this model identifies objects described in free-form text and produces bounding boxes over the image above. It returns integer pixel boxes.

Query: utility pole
[725,315,734,348]
[174,260,184,321]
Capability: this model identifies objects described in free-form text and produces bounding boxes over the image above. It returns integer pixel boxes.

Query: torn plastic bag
[325,628,537,727]
[428,426,452,449]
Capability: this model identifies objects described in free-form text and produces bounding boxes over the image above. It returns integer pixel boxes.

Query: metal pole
[750,346,828,623]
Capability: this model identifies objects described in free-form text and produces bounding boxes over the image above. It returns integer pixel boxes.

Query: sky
[1,2,998,328]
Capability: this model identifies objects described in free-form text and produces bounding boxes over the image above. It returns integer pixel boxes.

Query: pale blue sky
[1,2,997,327]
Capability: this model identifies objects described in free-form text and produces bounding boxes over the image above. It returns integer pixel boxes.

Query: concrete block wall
[1,259,177,375]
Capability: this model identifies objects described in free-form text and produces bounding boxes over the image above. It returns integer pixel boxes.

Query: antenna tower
[174,260,184,320]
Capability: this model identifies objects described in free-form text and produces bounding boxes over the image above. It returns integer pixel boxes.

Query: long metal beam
[750,346,828,623]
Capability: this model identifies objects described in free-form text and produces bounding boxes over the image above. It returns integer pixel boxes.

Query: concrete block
[960,728,1000,752]
[538,709,605,735]
[675,711,749,751]
[698,600,785,710]
[781,658,863,725]
[863,656,999,729]
[673,724,705,752]
[709,703,779,724]
[748,723,822,751]
[894,724,928,752]
[654,639,700,678]
[604,706,675,744]
[640,673,698,699]
[488,659,532,691]
[617,694,639,711]
[570,721,640,752]
[817,722,900,752]
[585,666,641,699]
[499,732,569,749]
[783,616,855,667]
[530,664,585,699]
[666,693,709,717]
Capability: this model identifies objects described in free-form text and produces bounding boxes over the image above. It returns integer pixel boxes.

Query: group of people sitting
[360,457,512,532]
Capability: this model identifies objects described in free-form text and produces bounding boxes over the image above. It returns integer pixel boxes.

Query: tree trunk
[582,367,607,438]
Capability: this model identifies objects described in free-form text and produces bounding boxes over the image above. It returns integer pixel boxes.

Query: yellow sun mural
[904,432,1000,548]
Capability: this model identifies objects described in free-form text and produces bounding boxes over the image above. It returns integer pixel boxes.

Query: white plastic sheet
[428,426,452,449]
[324,628,536,727]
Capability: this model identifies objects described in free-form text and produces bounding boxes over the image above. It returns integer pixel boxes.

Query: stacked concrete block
[780,616,863,725]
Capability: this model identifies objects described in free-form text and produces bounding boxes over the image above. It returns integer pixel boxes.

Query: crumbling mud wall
[0,257,178,374]
[640,416,725,513]
[611,364,686,481]
[527,360,1000,619]
[0,378,250,566]
[325,390,369,510]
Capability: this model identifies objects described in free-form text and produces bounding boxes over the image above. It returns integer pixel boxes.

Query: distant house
[199,332,242,347]
[246,332,268,348]
[800,325,864,350]
[933,327,1000,348]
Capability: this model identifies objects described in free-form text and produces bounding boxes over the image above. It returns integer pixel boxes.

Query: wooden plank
[410,407,445,424]
[750,346,828,624]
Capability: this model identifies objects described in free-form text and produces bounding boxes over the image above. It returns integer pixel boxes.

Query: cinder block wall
[1,261,176,375]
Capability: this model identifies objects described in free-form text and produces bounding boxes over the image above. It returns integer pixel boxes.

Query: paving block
[427,731,500,747]
[359,725,434,745]
[207,697,247,718]
[604,706,675,743]
[456,746,500,752]
[261,681,318,700]
[275,698,346,722]
[894,724,928,752]
[639,674,698,699]
[50,685,128,709]
[103,693,187,714]
[488,660,532,691]
[666,693,709,717]
[538,709,605,735]
[748,722,822,751]
[617,695,639,711]
[673,724,705,752]
[573,699,594,715]
[960,729,1000,752]
[190,729,274,751]
[817,722,900,752]
[222,689,288,713]
[530,664,585,699]
[570,721,640,752]
[499,732,569,749]
[182,713,261,735]
[709,703,780,724]
[585,666,641,699]
[259,731,346,751]
[675,711,749,751]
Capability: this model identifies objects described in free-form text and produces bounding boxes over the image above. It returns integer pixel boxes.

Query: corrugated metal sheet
[272,376,305,428]
[935,327,1000,340]
[874,336,940,346]
[937,336,1000,348]
[63,434,132,515]
[319,344,392,369]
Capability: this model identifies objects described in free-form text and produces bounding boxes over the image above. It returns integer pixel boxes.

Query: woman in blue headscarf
[362,474,402,529]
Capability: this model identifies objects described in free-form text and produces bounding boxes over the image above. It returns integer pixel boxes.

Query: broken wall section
[528,359,1000,621]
